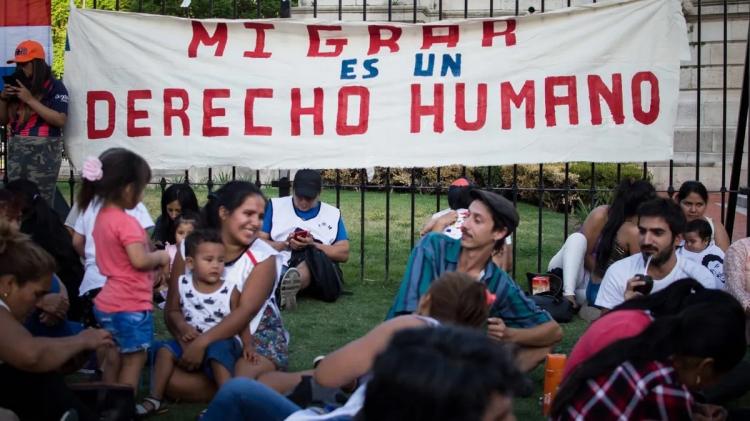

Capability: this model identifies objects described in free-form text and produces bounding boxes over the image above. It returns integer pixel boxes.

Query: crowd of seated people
[0,146,747,421]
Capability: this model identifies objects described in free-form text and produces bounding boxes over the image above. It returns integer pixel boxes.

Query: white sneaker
[279,268,302,311]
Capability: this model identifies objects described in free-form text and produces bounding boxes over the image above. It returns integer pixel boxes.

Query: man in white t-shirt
[595,198,717,311]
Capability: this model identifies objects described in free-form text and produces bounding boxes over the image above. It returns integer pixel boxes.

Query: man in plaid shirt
[387,189,562,371]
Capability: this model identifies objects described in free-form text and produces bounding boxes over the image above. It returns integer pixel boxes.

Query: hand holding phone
[1,75,17,100]
[293,227,309,240]
[2,75,17,87]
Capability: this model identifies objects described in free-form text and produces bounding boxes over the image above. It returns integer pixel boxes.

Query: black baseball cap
[469,189,519,233]
[293,169,322,198]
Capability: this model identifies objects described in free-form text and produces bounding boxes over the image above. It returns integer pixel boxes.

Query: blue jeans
[202,378,300,421]
[586,281,602,306]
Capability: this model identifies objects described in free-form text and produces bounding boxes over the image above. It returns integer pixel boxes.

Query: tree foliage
[51,0,281,76]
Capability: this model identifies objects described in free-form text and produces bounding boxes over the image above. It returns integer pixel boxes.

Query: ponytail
[77,176,97,211]
[594,198,627,277]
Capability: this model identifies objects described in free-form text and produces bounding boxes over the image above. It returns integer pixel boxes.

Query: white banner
[63,0,690,170]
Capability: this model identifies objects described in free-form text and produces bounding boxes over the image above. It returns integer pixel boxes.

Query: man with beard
[387,189,561,371]
[595,198,718,312]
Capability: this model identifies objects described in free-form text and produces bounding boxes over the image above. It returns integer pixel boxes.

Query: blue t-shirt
[262,200,348,242]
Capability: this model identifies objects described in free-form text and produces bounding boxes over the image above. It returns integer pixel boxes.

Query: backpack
[525,270,576,323]
[290,245,344,302]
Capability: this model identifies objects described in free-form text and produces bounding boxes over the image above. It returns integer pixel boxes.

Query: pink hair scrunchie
[82,156,103,181]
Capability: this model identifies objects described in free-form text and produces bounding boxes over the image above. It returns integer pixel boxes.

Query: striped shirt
[386,233,552,328]
[10,77,68,137]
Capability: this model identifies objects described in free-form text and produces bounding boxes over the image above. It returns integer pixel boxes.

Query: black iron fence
[1,0,749,283]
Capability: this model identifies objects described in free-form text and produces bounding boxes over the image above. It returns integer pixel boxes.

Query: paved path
[706,193,747,241]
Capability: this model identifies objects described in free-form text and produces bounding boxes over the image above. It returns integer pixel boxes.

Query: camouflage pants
[7,136,63,207]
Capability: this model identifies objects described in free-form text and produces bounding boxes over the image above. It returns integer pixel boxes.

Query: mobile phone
[293,227,309,239]
[2,75,17,88]
[633,274,653,295]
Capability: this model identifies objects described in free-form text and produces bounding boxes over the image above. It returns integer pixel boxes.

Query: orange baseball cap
[6,40,45,64]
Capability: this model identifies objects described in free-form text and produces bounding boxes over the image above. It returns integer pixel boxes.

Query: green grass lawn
[53,183,625,420]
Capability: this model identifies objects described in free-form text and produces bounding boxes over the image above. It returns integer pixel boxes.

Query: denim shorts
[159,338,242,379]
[93,308,153,353]
[586,281,602,306]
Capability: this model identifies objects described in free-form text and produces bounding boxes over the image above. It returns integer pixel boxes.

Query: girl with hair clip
[153,183,200,246]
[0,220,113,421]
[675,181,730,252]
[163,181,282,402]
[202,272,495,421]
[78,148,170,395]
[547,179,656,310]
[71,148,155,328]
[552,290,746,420]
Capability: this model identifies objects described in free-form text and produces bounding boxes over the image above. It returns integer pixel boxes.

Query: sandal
[135,396,168,417]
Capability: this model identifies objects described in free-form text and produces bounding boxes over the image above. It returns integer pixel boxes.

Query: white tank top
[178,273,235,335]
[222,239,281,334]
